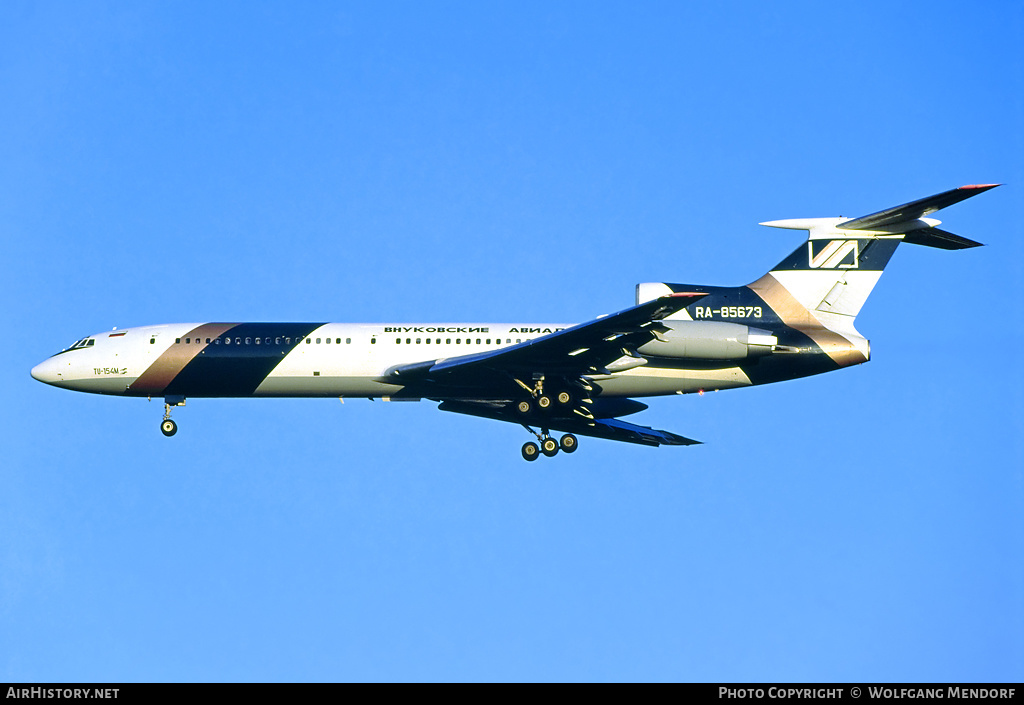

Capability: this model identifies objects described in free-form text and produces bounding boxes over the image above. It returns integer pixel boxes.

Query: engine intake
[636,321,777,360]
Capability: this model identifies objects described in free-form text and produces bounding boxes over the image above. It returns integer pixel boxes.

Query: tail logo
[808,240,859,269]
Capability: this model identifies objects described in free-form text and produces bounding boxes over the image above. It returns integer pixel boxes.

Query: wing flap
[438,400,700,447]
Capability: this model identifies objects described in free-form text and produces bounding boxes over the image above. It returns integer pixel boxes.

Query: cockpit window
[54,337,96,356]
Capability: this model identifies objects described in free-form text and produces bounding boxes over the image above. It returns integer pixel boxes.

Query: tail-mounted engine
[636,321,777,360]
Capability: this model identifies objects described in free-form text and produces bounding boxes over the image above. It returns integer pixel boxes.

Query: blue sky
[2,0,1022,682]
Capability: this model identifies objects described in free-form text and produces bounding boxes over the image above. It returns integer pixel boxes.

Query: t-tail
[637,184,998,380]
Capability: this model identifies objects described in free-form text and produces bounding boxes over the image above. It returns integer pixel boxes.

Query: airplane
[31,184,997,460]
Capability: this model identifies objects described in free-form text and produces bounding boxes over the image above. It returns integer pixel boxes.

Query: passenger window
[225,338,231,345]
[456,339,461,344]
[396,338,401,344]
[235,338,241,345]
[245,337,251,345]
[255,338,261,345]
[370,338,376,344]
[426,338,431,344]
[435,338,440,344]
[150,338,155,344]
[486,339,491,344]
[517,339,521,343]
[416,338,421,344]
[316,338,321,344]
[214,338,220,344]
[476,339,481,344]
[406,338,411,344]
[326,337,331,344]
[446,339,451,344]
[346,338,351,344]
[306,338,311,344]
[175,338,181,344]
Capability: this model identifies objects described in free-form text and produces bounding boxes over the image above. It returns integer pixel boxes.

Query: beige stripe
[129,323,238,394]
[748,274,867,367]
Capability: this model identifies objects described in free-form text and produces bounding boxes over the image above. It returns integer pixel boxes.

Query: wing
[382,292,706,389]
[382,293,707,447]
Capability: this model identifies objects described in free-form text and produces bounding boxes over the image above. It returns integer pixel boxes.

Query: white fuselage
[31,322,756,399]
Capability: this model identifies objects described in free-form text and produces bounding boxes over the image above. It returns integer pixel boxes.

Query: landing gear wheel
[522,442,540,461]
[536,394,553,411]
[555,390,573,406]
[516,400,533,415]
[160,419,178,437]
[559,433,578,453]
[541,437,559,457]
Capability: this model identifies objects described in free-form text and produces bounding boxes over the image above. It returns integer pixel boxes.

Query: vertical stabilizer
[752,185,997,328]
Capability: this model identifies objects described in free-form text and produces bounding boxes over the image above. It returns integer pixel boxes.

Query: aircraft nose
[31,358,61,385]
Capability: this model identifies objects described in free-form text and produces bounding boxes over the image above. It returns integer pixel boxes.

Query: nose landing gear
[160,396,185,437]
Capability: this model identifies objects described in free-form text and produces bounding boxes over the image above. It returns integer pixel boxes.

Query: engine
[636,321,777,360]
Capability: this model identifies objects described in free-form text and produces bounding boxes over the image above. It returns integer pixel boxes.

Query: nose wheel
[161,418,178,437]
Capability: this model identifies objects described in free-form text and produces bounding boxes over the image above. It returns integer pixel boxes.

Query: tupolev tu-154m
[32,185,996,460]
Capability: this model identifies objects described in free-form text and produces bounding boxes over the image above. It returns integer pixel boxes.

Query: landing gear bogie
[520,424,580,461]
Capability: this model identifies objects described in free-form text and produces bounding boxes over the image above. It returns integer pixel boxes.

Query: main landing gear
[521,426,578,461]
[160,396,186,437]
[512,377,583,417]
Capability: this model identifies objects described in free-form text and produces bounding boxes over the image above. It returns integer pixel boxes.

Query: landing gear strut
[160,396,185,437]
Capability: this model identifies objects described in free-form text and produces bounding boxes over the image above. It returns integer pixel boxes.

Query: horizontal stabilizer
[838,184,999,231]
[902,227,983,250]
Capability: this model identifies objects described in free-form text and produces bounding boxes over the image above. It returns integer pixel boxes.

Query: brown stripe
[748,274,867,367]
[129,323,238,395]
